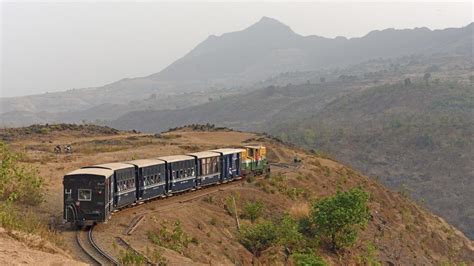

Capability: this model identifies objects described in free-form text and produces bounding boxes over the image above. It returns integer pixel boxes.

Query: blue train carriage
[157,155,196,193]
[210,148,244,182]
[188,151,222,187]
[84,163,137,209]
[127,159,167,202]
[63,167,114,226]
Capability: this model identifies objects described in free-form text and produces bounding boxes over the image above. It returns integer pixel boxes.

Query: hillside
[1,125,473,264]
[105,55,474,240]
[270,81,474,239]
[1,18,472,126]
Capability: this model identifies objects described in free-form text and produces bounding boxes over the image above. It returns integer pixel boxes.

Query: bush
[118,248,146,265]
[290,251,327,266]
[0,141,44,205]
[147,220,192,254]
[242,200,264,223]
[276,215,304,251]
[311,188,370,251]
[239,220,278,256]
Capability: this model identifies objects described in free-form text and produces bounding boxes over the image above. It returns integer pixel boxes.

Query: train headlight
[75,201,80,206]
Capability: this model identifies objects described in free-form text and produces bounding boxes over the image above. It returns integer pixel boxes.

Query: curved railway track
[76,226,119,265]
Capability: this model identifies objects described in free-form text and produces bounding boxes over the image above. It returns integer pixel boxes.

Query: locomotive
[63,145,269,226]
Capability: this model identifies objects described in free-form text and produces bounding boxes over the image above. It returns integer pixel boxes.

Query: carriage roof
[187,151,221,158]
[65,167,113,178]
[157,155,194,163]
[210,148,245,155]
[127,159,165,168]
[84,162,134,171]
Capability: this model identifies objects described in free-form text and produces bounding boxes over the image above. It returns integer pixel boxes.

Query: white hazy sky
[1,1,472,97]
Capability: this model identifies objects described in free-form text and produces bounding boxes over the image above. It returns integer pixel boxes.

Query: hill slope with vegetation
[0,125,473,264]
[270,81,474,239]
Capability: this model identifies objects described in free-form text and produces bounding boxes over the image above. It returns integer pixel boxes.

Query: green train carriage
[241,145,270,177]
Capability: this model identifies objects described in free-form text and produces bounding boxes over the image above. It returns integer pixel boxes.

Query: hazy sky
[1,1,472,97]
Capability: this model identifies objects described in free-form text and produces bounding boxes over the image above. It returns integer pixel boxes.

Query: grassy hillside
[270,81,474,238]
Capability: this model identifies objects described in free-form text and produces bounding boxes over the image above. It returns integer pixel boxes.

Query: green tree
[242,200,264,223]
[310,188,370,251]
[239,220,278,256]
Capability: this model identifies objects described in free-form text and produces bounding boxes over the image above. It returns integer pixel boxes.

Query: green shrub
[276,215,305,251]
[239,220,278,256]
[311,188,370,251]
[290,251,327,266]
[147,220,192,254]
[118,248,146,265]
[242,200,264,223]
[0,141,44,205]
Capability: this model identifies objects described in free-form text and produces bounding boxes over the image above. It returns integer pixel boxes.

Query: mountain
[1,18,472,125]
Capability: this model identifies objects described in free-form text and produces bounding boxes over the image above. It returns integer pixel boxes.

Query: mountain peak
[245,16,295,35]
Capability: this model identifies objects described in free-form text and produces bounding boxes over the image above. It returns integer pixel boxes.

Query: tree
[310,188,370,251]
[242,200,264,223]
[239,220,278,256]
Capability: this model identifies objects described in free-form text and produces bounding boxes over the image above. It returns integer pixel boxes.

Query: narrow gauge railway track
[76,226,119,266]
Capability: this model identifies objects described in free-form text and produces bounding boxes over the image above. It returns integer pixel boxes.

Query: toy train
[63,145,270,226]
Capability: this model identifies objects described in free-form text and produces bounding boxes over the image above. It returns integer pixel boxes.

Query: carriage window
[78,189,92,201]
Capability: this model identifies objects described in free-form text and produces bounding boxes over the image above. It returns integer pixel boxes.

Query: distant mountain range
[1,17,472,125]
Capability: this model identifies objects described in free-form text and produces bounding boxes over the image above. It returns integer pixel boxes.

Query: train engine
[241,145,270,177]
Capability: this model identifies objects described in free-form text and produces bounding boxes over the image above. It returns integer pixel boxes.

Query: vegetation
[242,200,264,223]
[310,188,370,251]
[0,141,61,246]
[290,251,327,266]
[147,219,192,254]
[239,220,278,256]
[0,141,44,205]
[118,248,146,266]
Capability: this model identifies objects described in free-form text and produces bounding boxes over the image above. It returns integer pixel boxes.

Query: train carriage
[210,148,244,182]
[188,151,221,187]
[64,145,269,226]
[157,155,196,193]
[127,159,167,201]
[84,163,137,209]
[63,168,114,226]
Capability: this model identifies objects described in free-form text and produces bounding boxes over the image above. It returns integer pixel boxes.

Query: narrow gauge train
[63,145,269,226]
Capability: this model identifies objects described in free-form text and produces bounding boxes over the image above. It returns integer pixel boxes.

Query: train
[63,145,270,226]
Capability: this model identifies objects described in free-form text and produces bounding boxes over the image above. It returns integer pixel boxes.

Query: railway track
[76,226,119,265]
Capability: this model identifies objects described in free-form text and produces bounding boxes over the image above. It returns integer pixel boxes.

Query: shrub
[242,200,264,223]
[276,215,305,251]
[290,251,327,266]
[311,188,370,251]
[0,141,44,205]
[147,220,192,254]
[239,220,278,256]
[118,248,146,265]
